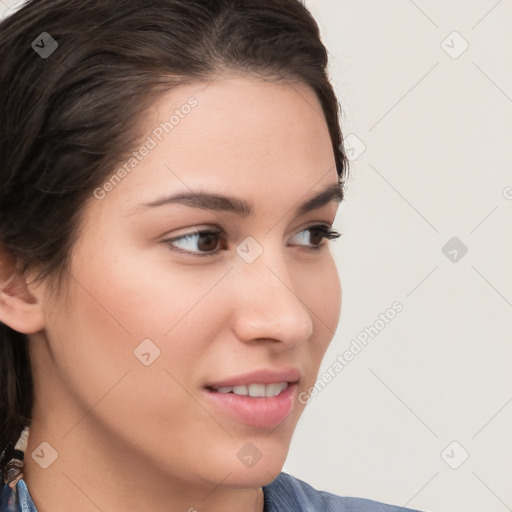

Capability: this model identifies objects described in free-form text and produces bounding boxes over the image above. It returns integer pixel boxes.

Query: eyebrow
[133,182,343,218]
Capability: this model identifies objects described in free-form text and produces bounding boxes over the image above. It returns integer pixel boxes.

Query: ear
[0,248,45,334]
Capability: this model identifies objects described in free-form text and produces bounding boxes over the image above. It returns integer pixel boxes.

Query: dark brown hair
[0,0,349,471]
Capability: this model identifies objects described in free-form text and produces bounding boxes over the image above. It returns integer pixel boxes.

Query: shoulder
[262,472,425,512]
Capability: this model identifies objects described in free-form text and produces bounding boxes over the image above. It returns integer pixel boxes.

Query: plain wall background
[1,1,510,511]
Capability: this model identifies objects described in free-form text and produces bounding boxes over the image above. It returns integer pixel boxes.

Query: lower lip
[203,383,297,429]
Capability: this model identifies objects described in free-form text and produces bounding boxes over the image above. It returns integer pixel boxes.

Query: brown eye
[195,232,220,252]
[163,229,224,256]
[291,225,342,250]
[309,229,325,246]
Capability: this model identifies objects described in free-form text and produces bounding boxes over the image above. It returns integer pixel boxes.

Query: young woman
[0,1,425,510]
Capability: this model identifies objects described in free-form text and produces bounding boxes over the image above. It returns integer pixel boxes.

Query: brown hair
[0,0,349,471]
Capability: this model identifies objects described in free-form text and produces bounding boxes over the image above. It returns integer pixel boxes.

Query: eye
[162,224,342,257]
[290,224,342,250]
[162,228,225,256]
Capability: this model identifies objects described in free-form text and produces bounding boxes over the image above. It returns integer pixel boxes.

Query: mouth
[203,381,298,429]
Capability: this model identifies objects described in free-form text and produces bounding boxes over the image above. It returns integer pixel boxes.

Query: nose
[230,245,314,349]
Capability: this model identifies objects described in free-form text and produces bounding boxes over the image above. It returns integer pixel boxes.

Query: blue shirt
[1,472,424,511]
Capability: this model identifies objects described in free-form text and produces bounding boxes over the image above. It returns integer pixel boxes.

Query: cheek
[65,249,229,374]
[296,256,342,378]
[297,255,341,334]
[42,255,221,441]
[71,244,204,336]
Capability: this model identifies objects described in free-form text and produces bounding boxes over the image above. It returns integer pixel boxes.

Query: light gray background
[1,1,510,511]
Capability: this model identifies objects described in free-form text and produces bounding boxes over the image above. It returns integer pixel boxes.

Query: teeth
[216,386,235,394]
[233,385,249,396]
[264,382,288,397]
[248,384,265,397]
[214,382,288,397]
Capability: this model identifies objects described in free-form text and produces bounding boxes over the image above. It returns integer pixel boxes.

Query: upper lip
[205,368,300,389]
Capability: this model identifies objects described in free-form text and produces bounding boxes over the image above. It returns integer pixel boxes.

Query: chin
[197,435,292,489]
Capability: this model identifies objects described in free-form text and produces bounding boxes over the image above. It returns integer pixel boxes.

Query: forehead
[97,74,337,212]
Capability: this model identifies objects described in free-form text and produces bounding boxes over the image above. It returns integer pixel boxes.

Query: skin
[0,74,342,512]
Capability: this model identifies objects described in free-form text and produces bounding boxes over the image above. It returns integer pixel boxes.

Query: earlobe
[0,251,46,334]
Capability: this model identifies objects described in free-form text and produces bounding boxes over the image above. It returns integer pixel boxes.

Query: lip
[205,368,300,389]
[203,382,298,428]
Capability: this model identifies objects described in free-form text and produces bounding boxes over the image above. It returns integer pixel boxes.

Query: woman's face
[28,74,342,491]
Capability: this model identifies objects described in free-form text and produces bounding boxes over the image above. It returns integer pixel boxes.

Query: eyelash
[162,224,342,257]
